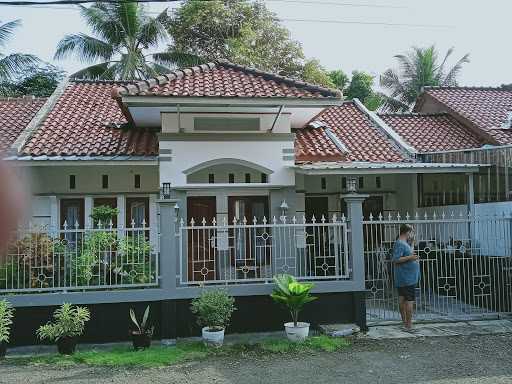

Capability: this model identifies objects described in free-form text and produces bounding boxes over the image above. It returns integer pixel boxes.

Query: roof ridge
[112,61,342,99]
[0,96,47,102]
[378,111,450,117]
[72,79,134,85]
[423,85,512,92]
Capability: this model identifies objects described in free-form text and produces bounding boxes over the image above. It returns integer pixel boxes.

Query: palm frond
[380,94,411,113]
[54,33,115,62]
[0,20,21,48]
[0,53,39,81]
[442,52,470,86]
[137,9,168,48]
[79,4,124,47]
[152,51,202,69]
[70,61,113,80]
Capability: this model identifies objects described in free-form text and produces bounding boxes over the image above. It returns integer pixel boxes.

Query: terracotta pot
[131,331,152,350]
[0,342,6,359]
[57,336,77,355]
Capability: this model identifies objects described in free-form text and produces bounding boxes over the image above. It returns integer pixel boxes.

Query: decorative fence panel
[178,216,350,285]
[364,212,512,324]
[0,223,159,293]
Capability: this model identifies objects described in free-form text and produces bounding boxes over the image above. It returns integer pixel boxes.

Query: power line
[266,0,407,9]
[283,18,453,29]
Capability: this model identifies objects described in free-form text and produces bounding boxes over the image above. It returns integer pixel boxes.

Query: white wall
[160,139,295,186]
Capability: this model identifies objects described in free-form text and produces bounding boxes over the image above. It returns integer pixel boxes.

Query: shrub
[90,205,119,227]
[191,289,236,331]
[270,274,317,326]
[0,300,14,343]
[37,303,90,342]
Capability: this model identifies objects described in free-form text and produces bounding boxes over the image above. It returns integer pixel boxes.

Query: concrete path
[362,319,512,339]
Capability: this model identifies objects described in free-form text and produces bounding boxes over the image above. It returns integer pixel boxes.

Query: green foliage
[0,63,64,97]
[37,303,91,342]
[0,300,14,343]
[301,59,335,89]
[191,289,236,331]
[0,19,39,83]
[328,69,382,110]
[54,3,194,80]
[167,0,304,77]
[117,234,154,284]
[11,336,350,368]
[129,305,153,334]
[380,45,470,112]
[270,274,317,326]
[90,205,119,227]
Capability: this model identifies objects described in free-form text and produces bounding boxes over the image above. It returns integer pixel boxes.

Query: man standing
[392,224,420,331]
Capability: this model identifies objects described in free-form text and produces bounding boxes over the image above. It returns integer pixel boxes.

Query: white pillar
[84,196,93,228]
[49,196,58,234]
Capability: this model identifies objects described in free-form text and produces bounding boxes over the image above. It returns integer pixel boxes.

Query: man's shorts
[397,285,416,302]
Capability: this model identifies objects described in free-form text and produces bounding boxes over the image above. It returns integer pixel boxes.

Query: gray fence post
[342,193,368,291]
[158,199,179,342]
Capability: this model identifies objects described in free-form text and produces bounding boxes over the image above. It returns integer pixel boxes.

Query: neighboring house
[3,62,509,342]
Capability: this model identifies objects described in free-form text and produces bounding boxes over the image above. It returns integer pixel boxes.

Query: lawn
[7,336,350,368]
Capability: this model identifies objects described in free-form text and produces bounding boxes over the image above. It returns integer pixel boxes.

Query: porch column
[467,172,475,214]
[341,193,368,291]
[158,199,179,342]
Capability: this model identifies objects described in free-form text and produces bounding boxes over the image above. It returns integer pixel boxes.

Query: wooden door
[227,196,270,278]
[363,196,384,219]
[187,197,216,282]
[305,196,334,275]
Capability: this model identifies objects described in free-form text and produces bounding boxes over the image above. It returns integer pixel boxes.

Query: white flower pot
[284,322,310,342]
[202,327,225,347]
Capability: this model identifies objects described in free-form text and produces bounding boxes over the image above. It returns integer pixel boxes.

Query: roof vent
[308,120,329,129]
[502,112,512,129]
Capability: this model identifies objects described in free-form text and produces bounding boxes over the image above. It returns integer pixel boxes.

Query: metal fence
[0,222,158,293]
[178,215,350,285]
[364,212,512,324]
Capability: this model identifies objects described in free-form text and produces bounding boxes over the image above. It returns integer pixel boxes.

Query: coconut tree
[0,19,39,82]
[54,2,200,80]
[380,46,470,112]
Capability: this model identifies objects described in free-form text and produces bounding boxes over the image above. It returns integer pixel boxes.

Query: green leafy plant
[37,303,90,342]
[90,205,119,227]
[130,305,153,335]
[0,300,14,343]
[115,234,154,284]
[270,274,317,327]
[191,289,236,331]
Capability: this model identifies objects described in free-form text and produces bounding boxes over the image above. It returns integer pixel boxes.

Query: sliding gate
[363,212,512,324]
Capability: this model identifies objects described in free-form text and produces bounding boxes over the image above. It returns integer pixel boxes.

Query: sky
[1,0,511,88]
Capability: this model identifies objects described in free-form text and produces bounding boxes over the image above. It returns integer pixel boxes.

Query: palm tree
[54,2,200,80]
[380,46,470,112]
[0,19,39,82]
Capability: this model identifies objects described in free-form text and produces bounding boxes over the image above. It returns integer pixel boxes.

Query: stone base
[319,323,361,337]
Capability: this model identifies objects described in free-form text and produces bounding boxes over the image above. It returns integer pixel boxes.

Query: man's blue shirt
[392,239,420,287]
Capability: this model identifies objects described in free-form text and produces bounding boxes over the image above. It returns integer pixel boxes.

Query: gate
[364,212,512,324]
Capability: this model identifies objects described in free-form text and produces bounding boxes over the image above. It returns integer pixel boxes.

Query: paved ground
[0,333,511,384]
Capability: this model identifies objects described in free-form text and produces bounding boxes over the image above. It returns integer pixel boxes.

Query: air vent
[307,120,329,129]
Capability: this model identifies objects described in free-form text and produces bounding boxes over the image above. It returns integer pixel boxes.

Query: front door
[305,196,335,276]
[187,197,216,282]
[228,196,270,279]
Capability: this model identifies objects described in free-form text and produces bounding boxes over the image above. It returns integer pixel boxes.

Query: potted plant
[129,305,154,350]
[36,303,90,355]
[190,289,236,347]
[0,300,14,358]
[271,274,317,342]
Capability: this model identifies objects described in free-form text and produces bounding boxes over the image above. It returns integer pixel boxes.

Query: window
[229,173,235,183]
[134,174,141,189]
[102,175,109,189]
[69,175,76,190]
[126,197,149,228]
[376,176,382,189]
[261,173,268,183]
[208,173,215,184]
[60,198,84,228]
[359,177,364,189]
[321,177,327,190]
[245,173,251,183]
[342,177,347,189]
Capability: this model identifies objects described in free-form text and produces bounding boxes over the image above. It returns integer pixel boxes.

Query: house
[1,63,510,343]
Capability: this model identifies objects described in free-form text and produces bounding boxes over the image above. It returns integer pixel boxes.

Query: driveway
[0,334,511,384]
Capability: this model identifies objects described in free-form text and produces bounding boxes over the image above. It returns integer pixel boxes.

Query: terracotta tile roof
[0,97,46,153]
[22,81,158,157]
[416,86,512,144]
[379,112,486,153]
[295,102,408,163]
[114,61,341,99]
